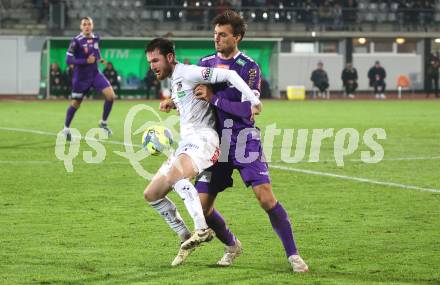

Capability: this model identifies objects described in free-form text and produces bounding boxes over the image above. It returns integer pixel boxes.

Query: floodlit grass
[1,100,439,284]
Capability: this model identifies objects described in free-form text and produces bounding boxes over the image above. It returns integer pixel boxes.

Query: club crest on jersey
[201,68,213,81]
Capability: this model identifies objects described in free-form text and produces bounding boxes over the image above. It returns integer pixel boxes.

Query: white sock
[173,178,208,230]
[149,196,191,242]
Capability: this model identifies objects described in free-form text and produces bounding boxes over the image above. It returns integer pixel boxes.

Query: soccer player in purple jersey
[62,17,116,140]
[191,10,309,272]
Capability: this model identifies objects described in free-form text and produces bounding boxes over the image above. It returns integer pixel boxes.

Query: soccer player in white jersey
[143,38,261,265]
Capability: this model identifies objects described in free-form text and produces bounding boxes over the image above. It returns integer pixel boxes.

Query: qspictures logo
[55,104,386,179]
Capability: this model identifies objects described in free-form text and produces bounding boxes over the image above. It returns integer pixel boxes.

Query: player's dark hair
[212,10,246,41]
[80,16,93,23]
[145,38,175,56]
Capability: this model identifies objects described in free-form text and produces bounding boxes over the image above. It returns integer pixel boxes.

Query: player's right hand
[159,98,175,113]
[87,55,96,64]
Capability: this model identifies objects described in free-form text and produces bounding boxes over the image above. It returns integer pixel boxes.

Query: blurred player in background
[189,10,309,272]
[143,38,261,265]
[62,16,116,140]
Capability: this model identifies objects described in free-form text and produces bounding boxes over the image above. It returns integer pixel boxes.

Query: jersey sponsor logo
[94,42,99,49]
[201,68,213,81]
[87,39,93,43]
[236,58,246,66]
[177,91,186,98]
[182,143,200,151]
[216,64,230,69]
[248,68,257,87]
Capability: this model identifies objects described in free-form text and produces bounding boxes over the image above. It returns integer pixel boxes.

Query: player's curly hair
[145,38,175,56]
[212,10,247,41]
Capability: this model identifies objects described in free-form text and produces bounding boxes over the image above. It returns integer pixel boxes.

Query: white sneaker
[288,255,309,272]
[171,246,195,267]
[380,93,386,99]
[348,94,355,99]
[217,239,243,266]
[180,228,215,250]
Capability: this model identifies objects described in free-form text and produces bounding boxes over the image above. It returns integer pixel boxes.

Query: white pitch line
[270,164,440,194]
[2,126,440,194]
[2,126,439,162]
[0,126,142,148]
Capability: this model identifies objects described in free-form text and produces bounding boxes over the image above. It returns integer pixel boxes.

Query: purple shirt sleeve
[209,61,261,118]
[210,92,252,118]
[66,39,87,65]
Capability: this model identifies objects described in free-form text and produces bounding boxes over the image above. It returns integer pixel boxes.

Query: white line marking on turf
[0,127,141,148]
[2,126,439,194]
[270,164,440,194]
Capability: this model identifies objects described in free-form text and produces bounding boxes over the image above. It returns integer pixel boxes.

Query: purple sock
[102,99,113,121]
[206,209,236,246]
[267,202,298,257]
[64,105,78,127]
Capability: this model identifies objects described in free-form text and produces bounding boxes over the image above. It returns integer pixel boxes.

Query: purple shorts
[195,139,271,195]
[71,72,110,99]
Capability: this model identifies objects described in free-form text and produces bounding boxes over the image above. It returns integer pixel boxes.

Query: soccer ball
[142,125,174,155]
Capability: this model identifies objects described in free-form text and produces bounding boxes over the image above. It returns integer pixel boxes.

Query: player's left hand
[194,84,213,102]
[250,104,261,122]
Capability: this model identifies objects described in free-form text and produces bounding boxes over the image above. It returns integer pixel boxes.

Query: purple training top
[66,33,109,96]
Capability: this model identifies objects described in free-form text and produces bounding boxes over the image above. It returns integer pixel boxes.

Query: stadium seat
[396,75,412,99]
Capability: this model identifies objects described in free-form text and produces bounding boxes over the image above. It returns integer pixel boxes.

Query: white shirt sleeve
[187,65,261,106]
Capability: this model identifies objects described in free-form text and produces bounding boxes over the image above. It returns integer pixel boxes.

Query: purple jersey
[195,52,270,191]
[198,52,262,153]
[66,33,109,96]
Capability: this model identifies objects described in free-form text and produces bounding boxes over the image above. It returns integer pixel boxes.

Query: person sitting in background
[63,64,74,95]
[50,63,64,96]
[368,61,386,99]
[103,62,121,97]
[341,62,358,99]
[311,61,330,99]
[144,67,161,99]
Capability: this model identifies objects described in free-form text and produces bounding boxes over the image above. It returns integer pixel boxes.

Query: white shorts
[159,130,219,176]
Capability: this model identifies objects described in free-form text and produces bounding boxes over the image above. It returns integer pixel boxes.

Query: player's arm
[196,63,262,118]
[66,39,88,65]
[190,65,261,117]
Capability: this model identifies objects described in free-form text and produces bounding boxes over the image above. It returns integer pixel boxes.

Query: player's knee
[71,100,81,109]
[254,184,277,211]
[144,188,160,202]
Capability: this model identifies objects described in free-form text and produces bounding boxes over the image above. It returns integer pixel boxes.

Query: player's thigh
[166,153,198,185]
[94,73,115,100]
[252,183,277,211]
[144,172,172,202]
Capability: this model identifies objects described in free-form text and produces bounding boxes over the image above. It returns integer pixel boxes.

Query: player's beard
[156,65,171,80]
[216,43,235,58]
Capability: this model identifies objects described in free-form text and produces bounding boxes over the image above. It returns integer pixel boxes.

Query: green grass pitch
[0,100,439,285]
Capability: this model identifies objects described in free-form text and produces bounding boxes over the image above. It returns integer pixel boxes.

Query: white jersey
[170,63,261,137]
